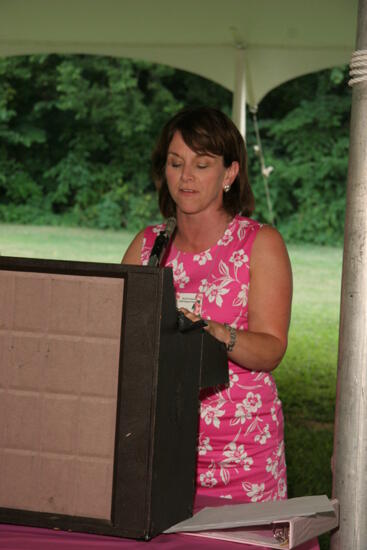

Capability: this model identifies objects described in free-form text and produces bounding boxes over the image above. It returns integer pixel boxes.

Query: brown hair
[152,106,255,218]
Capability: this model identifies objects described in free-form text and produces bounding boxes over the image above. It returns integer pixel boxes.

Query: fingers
[179,307,202,323]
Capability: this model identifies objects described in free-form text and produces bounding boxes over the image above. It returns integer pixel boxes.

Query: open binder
[165,495,339,548]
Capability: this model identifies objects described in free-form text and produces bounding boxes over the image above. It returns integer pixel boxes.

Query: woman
[123,106,292,503]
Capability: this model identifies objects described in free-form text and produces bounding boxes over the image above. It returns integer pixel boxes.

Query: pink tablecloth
[0,524,319,550]
[0,496,320,550]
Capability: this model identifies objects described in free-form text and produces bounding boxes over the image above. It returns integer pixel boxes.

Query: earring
[223,184,231,193]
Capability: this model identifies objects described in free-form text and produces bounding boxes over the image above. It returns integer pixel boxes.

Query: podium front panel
[0,269,123,521]
[0,257,216,540]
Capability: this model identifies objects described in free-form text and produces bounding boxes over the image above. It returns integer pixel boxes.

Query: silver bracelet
[224,323,236,352]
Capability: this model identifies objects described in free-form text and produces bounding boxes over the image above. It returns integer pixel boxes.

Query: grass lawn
[0,224,135,263]
[278,245,342,550]
[0,225,342,549]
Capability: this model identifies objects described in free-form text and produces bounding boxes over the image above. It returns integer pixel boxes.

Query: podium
[0,257,228,540]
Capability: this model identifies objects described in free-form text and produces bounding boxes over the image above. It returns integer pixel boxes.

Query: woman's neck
[174,210,233,253]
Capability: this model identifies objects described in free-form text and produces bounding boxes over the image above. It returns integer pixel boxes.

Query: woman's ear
[224,161,240,187]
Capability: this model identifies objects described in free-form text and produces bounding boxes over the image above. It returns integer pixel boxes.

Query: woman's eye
[197,164,208,169]
[169,162,182,168]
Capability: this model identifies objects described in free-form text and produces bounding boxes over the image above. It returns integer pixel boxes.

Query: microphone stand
[148,217,176,267]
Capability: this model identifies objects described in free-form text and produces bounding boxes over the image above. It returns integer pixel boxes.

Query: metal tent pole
[331,0,367,548]
[232,47,247,138]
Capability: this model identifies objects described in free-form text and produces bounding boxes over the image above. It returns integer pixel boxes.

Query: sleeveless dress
[141,215,287,503]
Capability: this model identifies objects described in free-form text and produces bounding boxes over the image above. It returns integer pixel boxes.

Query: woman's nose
[181,164,194,182]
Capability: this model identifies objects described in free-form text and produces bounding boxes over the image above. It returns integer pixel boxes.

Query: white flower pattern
[242,482,265,502]
[222,441,254,471]
[218,229,234,246]
[198,433,213,456]
[200,469,218,488]
[140,216,287,503]
[206,283,230,307]
[170,258,189,289]
[193,250,213,266]
[228,369,239,388]
[201,401,226,429]
[233,283,249,308]
[200,461,218,488]
[229,249,249,269]
[254,423,271,445]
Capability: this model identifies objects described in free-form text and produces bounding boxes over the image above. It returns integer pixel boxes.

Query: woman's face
[165,131,238,217]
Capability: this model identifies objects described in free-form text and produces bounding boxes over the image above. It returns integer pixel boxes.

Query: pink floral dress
[141,215,287,503]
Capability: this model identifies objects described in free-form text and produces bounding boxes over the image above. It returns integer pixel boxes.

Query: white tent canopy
[0,0,358,106]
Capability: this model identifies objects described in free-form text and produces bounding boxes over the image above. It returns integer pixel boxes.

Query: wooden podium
[0,257,228,539]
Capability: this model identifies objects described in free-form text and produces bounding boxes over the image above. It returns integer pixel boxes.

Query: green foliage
[0,54,232,231]
[248,68,351,244]
[0,55,351,243]
[126,191,161,231]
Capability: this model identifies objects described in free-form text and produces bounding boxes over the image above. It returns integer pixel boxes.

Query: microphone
[148,217,177,267]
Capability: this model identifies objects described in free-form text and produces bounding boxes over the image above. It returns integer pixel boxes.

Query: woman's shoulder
[231,216,289,263]
[234,215,285,241]
[250,223,290,271]
[121,228,146,265]
[122,220,168,265]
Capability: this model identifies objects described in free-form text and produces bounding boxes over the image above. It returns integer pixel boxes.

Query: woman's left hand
[178,308,231,348]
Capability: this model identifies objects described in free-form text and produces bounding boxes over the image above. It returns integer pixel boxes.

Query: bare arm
[121,229,145,265]
[181,226,292,372]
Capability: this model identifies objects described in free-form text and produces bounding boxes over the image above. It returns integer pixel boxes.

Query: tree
[247,67,350,244]
[0,55,350,243]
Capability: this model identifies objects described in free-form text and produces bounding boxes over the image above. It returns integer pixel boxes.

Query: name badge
[176,292,203,315]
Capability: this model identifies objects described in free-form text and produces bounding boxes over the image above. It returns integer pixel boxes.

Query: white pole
[232,47,247,138]
[331,0,367,548]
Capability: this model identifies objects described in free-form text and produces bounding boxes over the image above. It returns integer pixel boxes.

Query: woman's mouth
[179,188,197,193]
